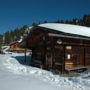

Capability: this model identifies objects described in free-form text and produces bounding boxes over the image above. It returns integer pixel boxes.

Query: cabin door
[46,51,53,70]
[65,46,84,69]
[53,45,64,72]
[85,47,90,65]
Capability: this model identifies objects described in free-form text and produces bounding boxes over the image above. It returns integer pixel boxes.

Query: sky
[0,0,90,34]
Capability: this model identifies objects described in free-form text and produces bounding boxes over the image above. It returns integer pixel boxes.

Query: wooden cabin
[25,23,90,73]
[9,41,19,50]
[9,41,28,53]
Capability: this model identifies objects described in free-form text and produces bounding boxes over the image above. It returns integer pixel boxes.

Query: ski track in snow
[1,54,90,90]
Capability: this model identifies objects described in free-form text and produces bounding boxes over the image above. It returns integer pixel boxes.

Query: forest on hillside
[0,25,29,47]
[0,14,90,48]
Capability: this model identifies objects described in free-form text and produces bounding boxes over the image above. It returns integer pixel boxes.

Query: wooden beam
[84,47,86,66]
[24,41,27,64]
[43,35,47,69]
[63,45,65,73]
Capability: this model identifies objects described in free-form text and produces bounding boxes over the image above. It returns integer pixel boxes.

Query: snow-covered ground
[0,53,90,90]
[1,46,10,54]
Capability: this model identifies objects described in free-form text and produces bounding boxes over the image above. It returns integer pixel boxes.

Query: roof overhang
[48,33,90,40]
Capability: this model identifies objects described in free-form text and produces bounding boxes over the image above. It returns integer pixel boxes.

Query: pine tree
[83,15,90,27]
[32,22,38,26]
[43,21,48,23]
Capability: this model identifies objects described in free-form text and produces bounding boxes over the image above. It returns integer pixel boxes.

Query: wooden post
[24,33,28,64]
[84,47,86,66]
[62,45,65,74]
[43,35,47,69]
[25,41,27,64]
[52,37,54,71]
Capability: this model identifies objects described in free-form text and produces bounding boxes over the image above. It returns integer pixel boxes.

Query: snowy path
[0,54,90,90]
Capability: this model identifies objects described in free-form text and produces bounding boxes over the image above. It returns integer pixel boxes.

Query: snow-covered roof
[38,23,90,37]
[18,36,23,43]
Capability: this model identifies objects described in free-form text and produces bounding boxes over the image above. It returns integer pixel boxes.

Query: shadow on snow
[11,54,32,66]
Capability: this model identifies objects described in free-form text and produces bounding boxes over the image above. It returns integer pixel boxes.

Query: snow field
[1,54,90,90]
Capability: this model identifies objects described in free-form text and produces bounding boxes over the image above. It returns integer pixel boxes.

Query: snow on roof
[38,23,90,37]
[18,36,23,43]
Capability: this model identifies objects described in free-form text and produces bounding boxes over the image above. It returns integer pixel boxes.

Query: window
[67,54,71,59]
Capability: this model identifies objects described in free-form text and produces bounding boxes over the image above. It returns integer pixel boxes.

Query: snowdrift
[0,53,89,90]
